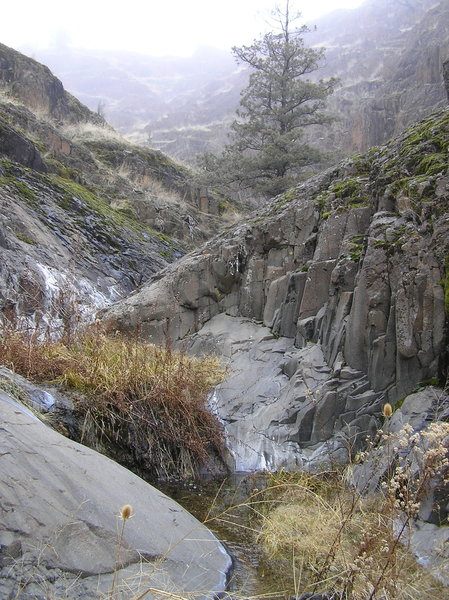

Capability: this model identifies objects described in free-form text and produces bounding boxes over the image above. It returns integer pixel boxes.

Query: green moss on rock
[0,160,38,205]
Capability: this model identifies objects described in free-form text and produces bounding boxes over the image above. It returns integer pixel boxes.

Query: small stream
[158,473,278,598]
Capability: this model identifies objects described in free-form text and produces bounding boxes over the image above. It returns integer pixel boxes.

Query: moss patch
[15,231,36,245]
[0,161,38,205]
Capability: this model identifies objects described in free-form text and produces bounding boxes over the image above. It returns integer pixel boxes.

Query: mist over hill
[28,0,449,168]
[28,45,245,163]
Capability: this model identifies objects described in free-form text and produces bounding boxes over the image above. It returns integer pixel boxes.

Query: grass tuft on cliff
[0,326,225,479]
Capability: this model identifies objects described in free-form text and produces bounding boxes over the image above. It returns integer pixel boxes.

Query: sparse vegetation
[200,420,449,600]
[14,231,36,245]
[62,121,125,144]
[0,160,38,204]
[331,178,370,209]
[2,34,449,600]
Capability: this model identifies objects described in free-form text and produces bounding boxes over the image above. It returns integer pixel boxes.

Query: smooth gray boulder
[0,392,231,599]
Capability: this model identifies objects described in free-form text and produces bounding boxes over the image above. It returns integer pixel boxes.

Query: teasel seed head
[383,403,393,418]
[120,504,133,520]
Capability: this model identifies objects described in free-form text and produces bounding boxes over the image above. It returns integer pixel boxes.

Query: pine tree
[200,1,337,199]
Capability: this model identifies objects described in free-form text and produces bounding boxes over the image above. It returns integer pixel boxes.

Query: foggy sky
[2,0,365,57]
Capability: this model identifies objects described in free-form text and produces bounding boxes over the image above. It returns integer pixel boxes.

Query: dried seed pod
[120,504,133,520]
[383,403,393,418]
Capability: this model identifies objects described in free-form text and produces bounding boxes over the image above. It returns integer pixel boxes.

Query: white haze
[3,0,365,57]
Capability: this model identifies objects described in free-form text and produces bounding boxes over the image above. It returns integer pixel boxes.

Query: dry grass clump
[259,500,345,570]
[252,423,449,600]
[0,326,225,479]
[62,121,125,144]
[0,328,73,381]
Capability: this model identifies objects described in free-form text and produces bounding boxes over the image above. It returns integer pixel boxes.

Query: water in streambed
[158,473,281,599]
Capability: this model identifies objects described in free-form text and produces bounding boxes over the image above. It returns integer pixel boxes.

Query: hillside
[0,43,231,329]
[29,0,449,165]
[306,0,449,156]
[30,45,246,163]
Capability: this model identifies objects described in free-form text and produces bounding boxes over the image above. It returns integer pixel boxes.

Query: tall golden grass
[0,326,225,479]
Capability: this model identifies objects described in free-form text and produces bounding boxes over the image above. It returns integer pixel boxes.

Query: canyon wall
[101,109,449,470]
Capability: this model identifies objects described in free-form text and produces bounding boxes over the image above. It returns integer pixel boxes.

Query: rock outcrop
[444,58,449,100]
[0,119,47,172]
[306,0,449,157]
[101,109,449,470]
[0,44,234,331]
[0,158,174,331]
[0,389,231,599]
[0,41,104,124]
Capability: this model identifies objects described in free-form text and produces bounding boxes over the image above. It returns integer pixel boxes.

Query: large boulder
[0,392,231,599]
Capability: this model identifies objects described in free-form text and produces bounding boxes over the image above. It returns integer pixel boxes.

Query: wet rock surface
[187,314,380,472]
[0,159,176,329]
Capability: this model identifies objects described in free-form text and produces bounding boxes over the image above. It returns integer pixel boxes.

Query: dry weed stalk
[110,504,134,598]
[225,420,449,600]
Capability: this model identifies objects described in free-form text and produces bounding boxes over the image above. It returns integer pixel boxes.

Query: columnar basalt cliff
[101,109,449,470]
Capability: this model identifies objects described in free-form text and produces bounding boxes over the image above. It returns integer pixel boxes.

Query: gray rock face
[188,314,379,472]
[304,0,449,156]
[0,42,103,124]
[0,118,47,172]
[0,159,173,331]
[101,109,449,471]
[444,58,449,101]
[0,392,231,599]
[0,44,228,333]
